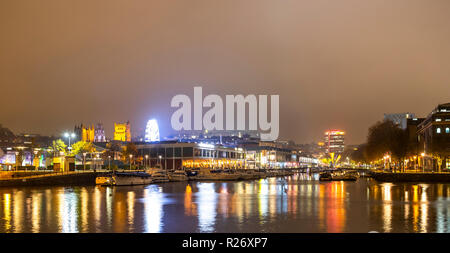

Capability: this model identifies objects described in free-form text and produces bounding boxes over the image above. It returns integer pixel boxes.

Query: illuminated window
[436,118,442,122]
[446,128,450,134]
[436,128,441,134]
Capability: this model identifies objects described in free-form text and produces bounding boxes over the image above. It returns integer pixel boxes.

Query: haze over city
[1,0,450,144]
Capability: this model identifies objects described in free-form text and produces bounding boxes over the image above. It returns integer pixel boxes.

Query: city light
[145,119,160,142]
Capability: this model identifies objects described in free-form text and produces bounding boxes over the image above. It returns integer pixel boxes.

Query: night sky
[1,1,449,144]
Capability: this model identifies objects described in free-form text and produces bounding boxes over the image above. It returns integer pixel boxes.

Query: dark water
[1,173,450,233]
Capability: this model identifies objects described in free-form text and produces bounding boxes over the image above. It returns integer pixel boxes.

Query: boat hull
[96,175,152,186]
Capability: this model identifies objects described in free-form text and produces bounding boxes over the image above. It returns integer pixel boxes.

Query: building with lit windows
[417,102,450,170]
[243,141,299,169]
[324,130,345,154]
[136,141,245,170]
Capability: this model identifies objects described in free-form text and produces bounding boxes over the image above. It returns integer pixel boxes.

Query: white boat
[96,172,152,186]
[169,170,189,182]
[146,167,170,183]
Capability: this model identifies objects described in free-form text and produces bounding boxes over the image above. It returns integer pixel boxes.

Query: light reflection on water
[0,174,450,233]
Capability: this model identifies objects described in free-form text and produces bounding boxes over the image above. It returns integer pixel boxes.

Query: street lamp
[33,150,39,171]
[96,154,100,170]
[15,151,19,172]
[421,153,425,172]
[64,132,76,154]
[145,155,149,168]
[83,153,87,171]
[108,155,111,171]
[129,154,133,170]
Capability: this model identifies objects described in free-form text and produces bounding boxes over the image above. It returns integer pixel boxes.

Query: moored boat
[319,171,358,181]
[150,169,170,183]
[194,168,241,181]
[145,166,170,183]
[319,172,332,181]
[95,172,152,186]
[169,170,189,182]
[331,171,358,181]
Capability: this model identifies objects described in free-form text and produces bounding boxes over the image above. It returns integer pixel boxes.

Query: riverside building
[417,102,450,171]
[136,141,245,170]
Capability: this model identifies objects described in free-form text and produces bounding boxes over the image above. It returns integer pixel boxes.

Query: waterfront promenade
[0,168,298,187]
[0,171,105,187]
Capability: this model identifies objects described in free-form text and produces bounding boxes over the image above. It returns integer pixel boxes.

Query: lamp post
[64,132,76,154]
[145,155,149,168]
[421,153,425,172]
[83,153,87,171]
[96,154,100,170]
[129,154,133,170]
[108,155,111,171]
[33,150,38,170]
[413,156,417,173]
[15,151,19,172]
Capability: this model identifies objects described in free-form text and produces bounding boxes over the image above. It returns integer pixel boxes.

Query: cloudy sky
[1,0,449,144]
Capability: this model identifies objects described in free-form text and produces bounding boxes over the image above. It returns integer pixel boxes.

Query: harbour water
[0,173,449,233]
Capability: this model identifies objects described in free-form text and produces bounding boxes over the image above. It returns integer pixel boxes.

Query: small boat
[145,166,170,183]
[186,169,199,178]
[150,169,170,183]
[96,172,152,186]
[331,171,358,181]
[194,168,241,181]
[319,172,332,181]
[319,171,358,181]
[169,170,189,182]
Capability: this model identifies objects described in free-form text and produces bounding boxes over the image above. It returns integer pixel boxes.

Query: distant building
[167,129,260,145]
[94,123,106,142]
[75,124,106,143]
[114,121,131,142]
[324,130,345,154]
[74,124,94,142]
[384,113,415,130]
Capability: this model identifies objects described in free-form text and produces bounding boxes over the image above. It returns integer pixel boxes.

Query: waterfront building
[384,113,415,130]
[298,156,320,167]
[324,130,345,154]
[136,141,245,170]
[242,141,299,169]
[114,121,131,142]
[417,102,450,171]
